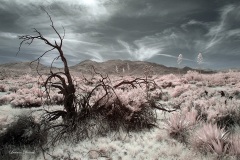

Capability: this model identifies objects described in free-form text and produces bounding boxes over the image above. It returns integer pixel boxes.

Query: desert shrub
[49,102,157,144]
[155,74,181,88]
[0,93,17,106]
[215,113,240,130]
[3,85,63,107]
[171,85,189,98]
[191,123,230,155]
[193,103,208,122]
[210,100,240,129]
[0,84,7,92]
[5,88,40,107]
[0,115,47,146]
[229,133,240,157]
[101,102,157,132]
[84,87,156,132]
[184,71,202,81]
[0,115,47,159]
[165,109,198,143]
[10,96,42,108]
[0,86,46,107]
[88,81,158,131]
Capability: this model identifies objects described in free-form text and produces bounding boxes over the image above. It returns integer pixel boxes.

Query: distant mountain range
[70,60,214,75]
[0,60,215,78]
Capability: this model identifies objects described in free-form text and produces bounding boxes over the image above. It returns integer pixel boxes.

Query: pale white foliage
[165,108,198,135]
[171,85,189,98]
[90,86,147,112]
[191,123,229,154]
[177,54,183,65]
[229,133,240,156]
[197,53,203,65]
[184,70,202,81]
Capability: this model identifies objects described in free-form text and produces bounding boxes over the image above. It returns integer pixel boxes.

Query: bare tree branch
[17,9,76,121]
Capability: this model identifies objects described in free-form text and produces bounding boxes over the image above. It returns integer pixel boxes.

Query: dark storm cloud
[0,0,240,69]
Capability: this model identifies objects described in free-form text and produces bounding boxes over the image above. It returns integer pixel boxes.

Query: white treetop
[177,54,183,65]
[197,53,203,65]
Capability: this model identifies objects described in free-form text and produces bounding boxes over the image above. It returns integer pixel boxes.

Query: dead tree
[17,10,76,120]
[16,10,178,145]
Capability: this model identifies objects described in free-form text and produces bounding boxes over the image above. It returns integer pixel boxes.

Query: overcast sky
[0,0,240,70]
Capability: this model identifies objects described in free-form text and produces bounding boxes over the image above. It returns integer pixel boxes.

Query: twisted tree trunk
[17,9,77,120]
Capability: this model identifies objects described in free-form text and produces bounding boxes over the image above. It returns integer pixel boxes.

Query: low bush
[0,115,47,159]
[0,84,7,92]
[191,123,230,155]
[229,133,240,157]
[165,109,198,143]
